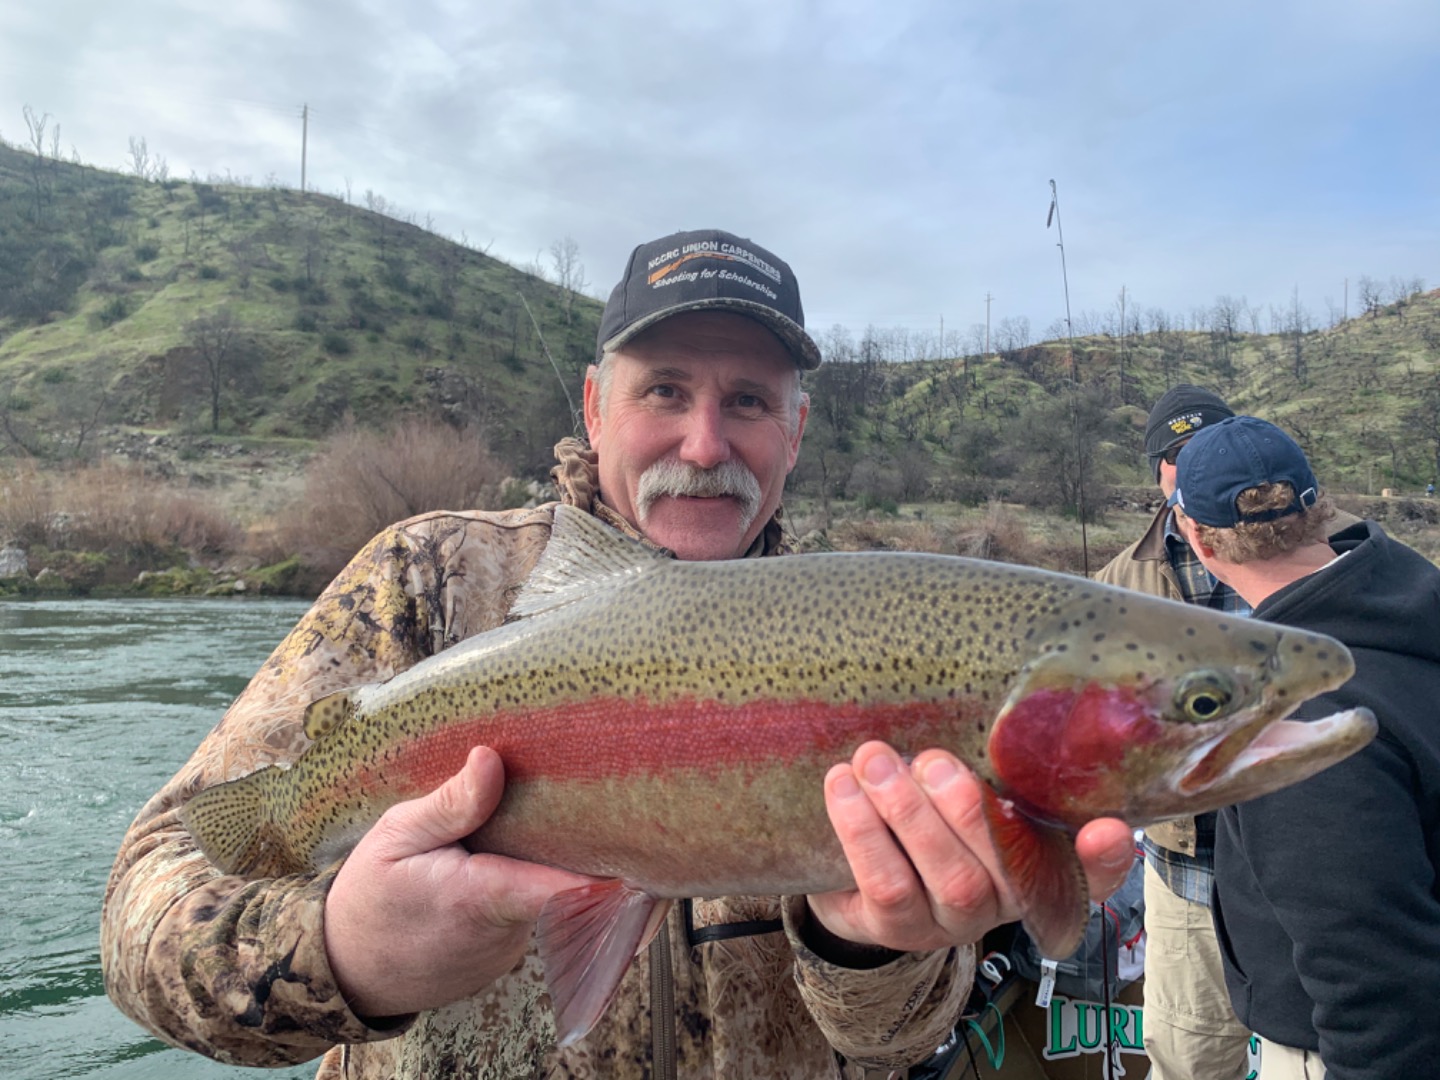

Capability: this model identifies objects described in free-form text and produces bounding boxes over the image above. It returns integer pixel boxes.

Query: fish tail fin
[979,785,1089,959]
[536,881,666,1047]
[179,767,289,877]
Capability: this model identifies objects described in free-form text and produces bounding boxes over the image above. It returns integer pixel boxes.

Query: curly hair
[1182,482,1336,563]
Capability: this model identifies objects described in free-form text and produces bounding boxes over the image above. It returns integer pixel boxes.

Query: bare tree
[127,135,151,179]
[1356,275,1384,319]
[549,236,589,323]
[22,105,51,220]
[187,308,251,431]
[1284,286,1312,382]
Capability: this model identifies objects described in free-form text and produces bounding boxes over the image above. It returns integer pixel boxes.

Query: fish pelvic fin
[303,689,357,741]
[536,880,667,1047]
[508,504,669,621]
[179,767,294,878]
[979,785,1089,960]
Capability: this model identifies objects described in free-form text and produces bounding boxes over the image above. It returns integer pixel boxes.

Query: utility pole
[985,292,993,355]
[300,103,309,193]
[1343,277,1348,324]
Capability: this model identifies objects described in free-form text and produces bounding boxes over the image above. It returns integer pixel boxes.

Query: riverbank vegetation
[2,133,1440,597]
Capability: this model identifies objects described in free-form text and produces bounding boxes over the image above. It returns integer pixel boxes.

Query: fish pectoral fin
[537,880,665,1047]
[979,785,1089,960]
[508,504,670,620]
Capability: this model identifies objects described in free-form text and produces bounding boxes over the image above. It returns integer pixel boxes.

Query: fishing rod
[1047,179,1092,578]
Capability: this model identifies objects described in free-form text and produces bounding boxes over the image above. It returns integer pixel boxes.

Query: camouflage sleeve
[100,510,551,1064]
[780,895,973,1071]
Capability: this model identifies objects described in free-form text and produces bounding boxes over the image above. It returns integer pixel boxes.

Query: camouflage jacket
[101,439,972,1080]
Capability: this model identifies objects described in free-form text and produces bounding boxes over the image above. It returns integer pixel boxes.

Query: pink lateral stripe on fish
[180,503,1377,1047]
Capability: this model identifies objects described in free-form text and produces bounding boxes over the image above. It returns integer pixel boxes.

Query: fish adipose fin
[509,504,671,620]
[537,880,668,1047]
[979,785,1090,959]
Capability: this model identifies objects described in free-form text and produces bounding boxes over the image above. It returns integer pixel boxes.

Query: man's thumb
[373,746,505,859]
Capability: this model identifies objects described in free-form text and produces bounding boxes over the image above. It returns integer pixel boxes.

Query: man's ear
[786,393,809,472]
[582,366,602,443]
[1177,512,1217,559]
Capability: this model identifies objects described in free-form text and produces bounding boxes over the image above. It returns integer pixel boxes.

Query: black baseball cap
[1169,416,1319,527]
[595,228,822,369]
[1144,385,1234,481]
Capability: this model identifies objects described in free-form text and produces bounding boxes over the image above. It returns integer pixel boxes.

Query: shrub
[198,265,220,280]
[275,416,505,579]
[322,330,352,355]
[294,311,319,333]
[0,462,243,560]
[97,296,131,327]
[135,242,160,262]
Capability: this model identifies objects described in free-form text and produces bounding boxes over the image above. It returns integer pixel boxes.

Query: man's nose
[678,400,730,470]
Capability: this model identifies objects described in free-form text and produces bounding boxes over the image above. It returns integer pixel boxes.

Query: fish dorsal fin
[509,504,669,620]
[303,690,357,741]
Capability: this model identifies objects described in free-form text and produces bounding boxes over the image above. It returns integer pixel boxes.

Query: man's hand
[324,746,596,1020]
[806,742,1134,954]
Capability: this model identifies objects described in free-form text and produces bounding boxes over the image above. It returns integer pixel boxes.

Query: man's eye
[647,384,677,399]
[736,394,764,409]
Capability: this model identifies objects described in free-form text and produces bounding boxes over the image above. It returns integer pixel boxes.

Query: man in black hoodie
[1169,416,1440,1080]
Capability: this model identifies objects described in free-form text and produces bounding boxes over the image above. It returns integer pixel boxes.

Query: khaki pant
[1259,1038,1325,1080]
[1142,862,1253,1080]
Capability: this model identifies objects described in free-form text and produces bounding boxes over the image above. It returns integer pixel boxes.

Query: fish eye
[1175,671,1235,722]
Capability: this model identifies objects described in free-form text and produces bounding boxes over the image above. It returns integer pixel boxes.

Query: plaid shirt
[1143,513,1251,904]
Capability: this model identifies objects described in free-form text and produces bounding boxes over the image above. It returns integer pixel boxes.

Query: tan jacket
[101,440,971,1080]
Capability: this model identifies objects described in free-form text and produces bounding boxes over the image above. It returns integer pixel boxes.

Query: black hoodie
[1213,520,1440,1080]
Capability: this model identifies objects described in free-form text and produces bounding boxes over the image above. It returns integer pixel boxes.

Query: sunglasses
[1153,440,1189,467]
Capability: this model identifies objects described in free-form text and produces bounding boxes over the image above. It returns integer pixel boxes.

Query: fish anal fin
[979,785,1089,960]
[537,880,665,1047]
[303,690,357,741]
[509,504,669,621]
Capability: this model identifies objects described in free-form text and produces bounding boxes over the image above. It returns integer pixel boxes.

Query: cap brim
[600,297,822,370]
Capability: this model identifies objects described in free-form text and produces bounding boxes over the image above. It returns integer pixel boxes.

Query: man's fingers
[1075,818,1137,901]
[823,759,922,913]
[371,746,505,860]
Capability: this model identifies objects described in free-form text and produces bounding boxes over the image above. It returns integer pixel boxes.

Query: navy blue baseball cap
[596,228,822,369]
[1169,416,1319,527]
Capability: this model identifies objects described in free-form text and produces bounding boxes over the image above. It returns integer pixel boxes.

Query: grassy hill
[2,139,1439,594]
[0,140,601,475]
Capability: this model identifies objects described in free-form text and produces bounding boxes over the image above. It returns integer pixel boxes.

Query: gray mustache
[636,459,763,532]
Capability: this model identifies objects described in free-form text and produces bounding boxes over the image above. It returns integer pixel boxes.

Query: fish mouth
[1172,706,1378,807]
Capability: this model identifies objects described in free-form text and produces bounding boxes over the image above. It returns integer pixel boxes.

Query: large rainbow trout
[182,504,1375,1044]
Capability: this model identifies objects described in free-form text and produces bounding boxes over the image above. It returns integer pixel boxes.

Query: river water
[0,598,319,1080]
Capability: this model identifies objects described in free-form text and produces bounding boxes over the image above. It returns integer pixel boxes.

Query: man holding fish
[101,229,1370,1080]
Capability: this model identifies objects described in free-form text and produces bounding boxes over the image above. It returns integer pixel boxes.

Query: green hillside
[2,136,1438,510]
[0,140,601,474]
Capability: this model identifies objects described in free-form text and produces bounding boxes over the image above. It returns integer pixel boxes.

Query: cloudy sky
[2,0,1437,345]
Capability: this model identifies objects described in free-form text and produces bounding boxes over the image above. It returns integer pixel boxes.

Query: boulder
[0,547,29,579]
